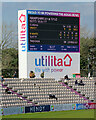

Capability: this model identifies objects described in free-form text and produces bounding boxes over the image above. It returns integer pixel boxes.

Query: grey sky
[2,2,94,36]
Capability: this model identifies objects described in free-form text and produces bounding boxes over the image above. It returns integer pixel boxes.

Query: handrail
[59,82,92,103]
[1,83,36,106]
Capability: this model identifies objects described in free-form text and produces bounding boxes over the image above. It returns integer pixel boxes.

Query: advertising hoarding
[25,106,35,113]
[50,104,76,111]
[25,105,50,113]
[2,106,25,115]
[27,52,80,80]
[76,103,89,110]
[88,103,96,109]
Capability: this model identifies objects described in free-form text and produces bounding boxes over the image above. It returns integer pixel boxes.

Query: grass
[2,109,95,119]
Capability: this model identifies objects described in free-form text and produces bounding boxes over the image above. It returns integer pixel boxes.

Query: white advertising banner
[27,52,80,80]
[2,106,25,115]
[50,104,76,111]
[50,104,63,111]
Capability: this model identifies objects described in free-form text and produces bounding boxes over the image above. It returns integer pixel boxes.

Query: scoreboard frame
[26,10,80,53]
[18,10,80,79]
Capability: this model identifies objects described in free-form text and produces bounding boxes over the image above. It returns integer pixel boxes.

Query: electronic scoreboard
[18,10,80,79]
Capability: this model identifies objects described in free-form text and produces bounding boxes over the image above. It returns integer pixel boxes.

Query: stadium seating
[60,77,96,103]
[0,77,95,108]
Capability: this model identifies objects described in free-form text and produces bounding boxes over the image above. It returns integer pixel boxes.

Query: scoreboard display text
[27,10,80,52]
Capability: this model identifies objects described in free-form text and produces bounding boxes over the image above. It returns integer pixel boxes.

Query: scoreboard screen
[18,10,80,79]
[27,10,80,52]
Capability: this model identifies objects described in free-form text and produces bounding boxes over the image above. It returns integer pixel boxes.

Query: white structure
[18,10,80,80]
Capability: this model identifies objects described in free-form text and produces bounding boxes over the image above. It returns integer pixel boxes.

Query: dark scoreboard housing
[27,11,80,52]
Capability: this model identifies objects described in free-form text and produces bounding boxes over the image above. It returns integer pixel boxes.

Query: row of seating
[0,77,95,108]
[60,77,95,102]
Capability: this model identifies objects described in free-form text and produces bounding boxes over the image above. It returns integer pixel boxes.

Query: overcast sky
[2,2,94,33]
[0,1,95,39]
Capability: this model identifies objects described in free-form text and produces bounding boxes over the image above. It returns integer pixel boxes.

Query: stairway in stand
[59,82,92,103]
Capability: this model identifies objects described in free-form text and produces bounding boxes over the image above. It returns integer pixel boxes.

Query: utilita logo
[19,14,26,52]
[35,54,72,67]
